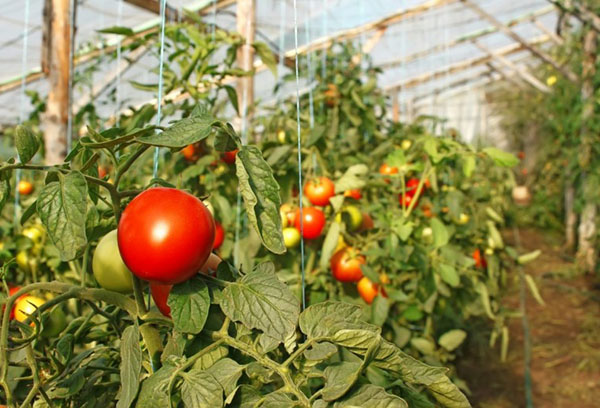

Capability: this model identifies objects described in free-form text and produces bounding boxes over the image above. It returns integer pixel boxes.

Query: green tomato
[280,209,289,228]
[22,225,45,247]
[401,139,412,150]
[277,129,287,144]
[41,307,67,338]
[16,251,34,272]
[92,230,134,293]
[335,206,363,231]
[283,227,301,249]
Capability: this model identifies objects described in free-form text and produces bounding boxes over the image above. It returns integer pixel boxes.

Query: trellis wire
[304,0,315,130]
[116,0,124,128]
[320,0,327,82]
[153,0,169,179]
[66,0,76,153]
[293,0,307,311]
[277,0,286,107]
[14,0,31,227]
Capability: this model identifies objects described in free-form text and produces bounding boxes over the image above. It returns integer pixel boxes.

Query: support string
[116,0,124,129]
[277,0,286,107]
[304,0,315,130]
[15,0,31,227]
[293,0,307,311]
[66,0,76,153]
[153,0,169,179]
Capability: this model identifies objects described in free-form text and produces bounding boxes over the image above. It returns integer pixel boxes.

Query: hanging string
[115,0,124,129]
[293,0,307,311]
[277,0,286,107]
[14,0,31,227]
[66,0,76,153]
[320,0,327,83]
[211,0,217,40]
[304,0,315,130]
[153,0,169,179]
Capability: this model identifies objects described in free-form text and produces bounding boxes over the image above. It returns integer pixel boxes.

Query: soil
[457,228,600,408]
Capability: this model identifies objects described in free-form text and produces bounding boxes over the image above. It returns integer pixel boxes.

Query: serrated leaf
[235,146,285,254]
[180,369,222,408]
[334,164,368,193]
[261,392,299,408]
[438,264,459,288]
[438,329,467,352]
[411,337,435,355]
[37,171,87,261]
[483,147,519,167]
[168,277,210,334]
[334,384,408,408]
[135,364,176,408]
[304,342,338,361]
[15,125,39,163]
[219,262,299,343]
[323,362,362,401]
[98,26,134,35]
[138,113,215,147]
[320,222,341,269]
[205,358,245,397]
[430,218,449,249]
[230,385,261,408]
[299,301,363,338]
[117,325,142,408]
[222,85,240,115]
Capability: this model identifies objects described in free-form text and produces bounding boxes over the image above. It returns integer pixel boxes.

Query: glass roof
[0,0,562,141]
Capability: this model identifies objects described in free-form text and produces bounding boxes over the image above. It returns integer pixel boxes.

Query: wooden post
[392,91,399,122]
[236,0,255,140]
[43,0,71,165]
[576,27,598,272]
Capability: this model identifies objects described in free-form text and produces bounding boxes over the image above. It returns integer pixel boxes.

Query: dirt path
[457,228,600,408]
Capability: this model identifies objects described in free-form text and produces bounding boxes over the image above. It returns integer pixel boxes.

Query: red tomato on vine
[294,207,326,239]
[118,188,215,285]
[357,277,386,304]
[379,163,398,183]
[304,177,335,206]
[331,247,364,282]
[473,249,487,268]
[222,149,238,164]
[213,222,225,250]
[344,189,362,200]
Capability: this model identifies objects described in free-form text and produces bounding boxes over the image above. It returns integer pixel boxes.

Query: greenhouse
[0,0,598,407]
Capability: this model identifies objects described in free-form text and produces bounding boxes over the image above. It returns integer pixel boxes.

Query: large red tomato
[118,188,215,285]
[399,193,417,208]
[213,222,224,250]
[331,247,364,282]
[294,207,325,239]
[150,254,222,317]
[222,149,238,164]
[304,177,335,206]
[473,249,487,268]
[405,178,420,196]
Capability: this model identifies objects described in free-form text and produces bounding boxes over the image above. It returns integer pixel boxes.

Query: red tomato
[518,151,526,160]
[213,222,225,250]
[360,213,374,231]
[150,283,172,317]
[304,177,335,206]
[473,249,487,268]
[182,144,200,162]
[379,163,398,183]
[118,188,215,285]
[18,181,33,196]
[294,207,326,239]
[150,254,222,317]
[405,178,420,196]
[98,166,108,179]
[4,287,21,320]
[399,194,417,208]
[344,189,362,200]
[222,149,239,164]
[331,247,364,282]
[357,277,383,304]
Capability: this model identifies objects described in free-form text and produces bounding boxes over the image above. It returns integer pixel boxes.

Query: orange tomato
[472,249,487,268]
[379,164,398,183]
[18,180,33,196]
[344,189,362,200]
[357,277,381,304]
[182,144,200,162]
[304,177,335,206]
[360,213,374,231]
[14,295,45,324]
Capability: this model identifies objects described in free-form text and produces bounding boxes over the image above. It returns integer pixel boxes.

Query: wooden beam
[472,40,550,93]
[385,35,549,92]
[43,0,71,164]
[392,91,399,122]
[236,0,255,137]
[484,62,523,88]
[532,18,564,45]
[460,0,578,82]
[378,6,554,70]
[124,0,179,21]
[352,27,387,65]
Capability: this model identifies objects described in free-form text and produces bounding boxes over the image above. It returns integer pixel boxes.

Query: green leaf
[180,369,223,408]
[475,281,495,319]
[424,138,441,163]
[304,342,338,361]
[230,385,261,408]
[222,85,240,115]
[438,330,467,352]
[323,362,362,401]
[299,301,363,338]
[385,149,407,168]
[117,325,142,408]
[334,384,408,408]
[135,364,176,408]
[430,218,449,249]
[261,392,300,408]
[0,179,10,213]
[392,220,413,242]
[483,147,519,167]
[138,112,215,148]
[253,42,277,76]
[427,378,472,408]
[98,26,134,35]
[334,164,368,194]
[462,156,476,178]
[371,296,390,326]
[15,125,39,163]
[205,358,245,397]
[213,122,241,152]
[524,274,545,306]
[438,264,459,288]
[37,171,88,261]
[235,146,285,254]
[168,276,210,334]
[411,337,435,355]
[219,262,299,343]
[320,222,341,269]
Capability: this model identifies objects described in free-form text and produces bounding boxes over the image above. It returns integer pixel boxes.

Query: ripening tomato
[421,204,434,218]
[5,287,21,320]
[182,144,200,162]
[324,83,339,107]
[118,188,215,285]
[14,295,45,323]
[304,177,335,206]
[283,227,301,249]
[280,204,296,227]
[357,277,383,304]
[22,225,45,247]
[359,213,374,231]
[399,193,417,208]
[344,189,362,200]
[379,163,398,183]
[473,249,487,268]
[151,254,222,317]
[294,207,326,239]
[335,206,363,231]
[331,247,364,282]
[405,178,420,196]
[518,151,525,160]
[18,180,33,196]
[213,222,225,250]
[98,166,108,179]
[222,149,239,164]
[92,230,134,293]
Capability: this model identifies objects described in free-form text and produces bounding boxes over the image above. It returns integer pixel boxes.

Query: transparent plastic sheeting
[0,0,558,142]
